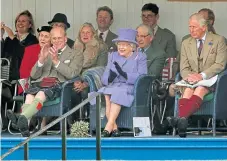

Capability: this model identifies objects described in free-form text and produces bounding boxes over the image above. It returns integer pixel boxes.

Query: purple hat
[112,28,138,46]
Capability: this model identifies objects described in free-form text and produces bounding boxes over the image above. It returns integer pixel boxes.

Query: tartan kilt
[25,82,62,101]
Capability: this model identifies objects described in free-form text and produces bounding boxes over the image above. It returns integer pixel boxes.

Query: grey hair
[136,24,153,36]
[190,13,208,27]
[129,43,137,51]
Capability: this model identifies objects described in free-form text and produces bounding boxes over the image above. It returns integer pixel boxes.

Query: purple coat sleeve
[126,53,148,85]
[101,53,116,85]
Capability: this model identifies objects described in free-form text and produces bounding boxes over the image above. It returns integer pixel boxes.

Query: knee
[194,86,209,95]
[169,84,175,97]
[35,91,46,100]
[26,94,35,101]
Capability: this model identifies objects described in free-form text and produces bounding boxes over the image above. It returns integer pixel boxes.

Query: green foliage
[70,121,89,137]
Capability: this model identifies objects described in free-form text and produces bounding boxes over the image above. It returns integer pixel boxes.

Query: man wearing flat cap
[141,3,177,58]
[48,13,74,48]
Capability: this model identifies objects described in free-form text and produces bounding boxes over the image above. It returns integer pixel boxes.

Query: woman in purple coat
[98,28,147,137]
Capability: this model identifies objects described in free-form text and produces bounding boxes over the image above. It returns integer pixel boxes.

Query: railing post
[96,94,101,160]
[24,142,29,160]
[61,118,67,160]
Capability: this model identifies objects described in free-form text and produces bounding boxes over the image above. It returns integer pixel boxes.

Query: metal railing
[1,92,102,160]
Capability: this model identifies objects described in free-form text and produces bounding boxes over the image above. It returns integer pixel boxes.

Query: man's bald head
[50,27,67,49]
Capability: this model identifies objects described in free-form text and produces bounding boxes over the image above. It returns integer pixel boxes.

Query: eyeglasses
[141,14,156,19]
[136,34,150,39]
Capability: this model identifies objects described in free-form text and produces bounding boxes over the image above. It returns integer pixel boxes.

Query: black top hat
[48,13,70,28]
[37,26,52,33]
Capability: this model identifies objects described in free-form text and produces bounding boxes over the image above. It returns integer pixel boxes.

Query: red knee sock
[179,95,203,118]
[179,98,189,108]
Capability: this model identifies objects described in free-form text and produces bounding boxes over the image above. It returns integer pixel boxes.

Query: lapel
[58,45,72,62]
[202,33,213,65]
[145,45,156,62]
[188,37,198,66]
[153,27,162,44]
[106,31,117,43]
[105,31,112,45]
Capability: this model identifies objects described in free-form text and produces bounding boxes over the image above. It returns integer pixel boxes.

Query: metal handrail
[1,92,102,160]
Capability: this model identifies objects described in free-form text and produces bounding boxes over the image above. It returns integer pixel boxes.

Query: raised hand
[113,61,127,79]
[39,44,50,64]
[49,45,59,65]
[108,69,117,83]
[1,22,14,39]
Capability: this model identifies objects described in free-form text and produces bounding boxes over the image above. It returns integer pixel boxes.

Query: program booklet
[175,75,218,88]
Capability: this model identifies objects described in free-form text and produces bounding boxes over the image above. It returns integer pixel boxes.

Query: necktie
[99,33,104,40]
[141,48,144,53]
[198,39,203,56]
[58,49,62,54]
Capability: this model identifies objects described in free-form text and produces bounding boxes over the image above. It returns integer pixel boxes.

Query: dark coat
[2,33,38,80]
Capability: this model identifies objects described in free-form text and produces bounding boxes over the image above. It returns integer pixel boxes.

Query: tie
[141,48,144,53]
[99,33,104,40]
[58,49,62,54]
[198,39,203,56]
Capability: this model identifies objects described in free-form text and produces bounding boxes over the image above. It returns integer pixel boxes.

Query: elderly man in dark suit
[48,13,74,48]
[96,6,117,51]
[141,3,177,58]
[136,24,166,80]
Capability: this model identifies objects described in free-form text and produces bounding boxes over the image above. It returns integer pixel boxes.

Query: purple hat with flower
[112,28,138,46]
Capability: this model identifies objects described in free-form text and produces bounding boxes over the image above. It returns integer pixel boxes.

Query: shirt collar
[196,32,207,42]
[139,44,151,53]
[98,29,109,41]
[58,45,67,55]
[153,25,158,35]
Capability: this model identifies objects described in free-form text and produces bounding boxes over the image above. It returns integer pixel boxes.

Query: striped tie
[198,39,203,56]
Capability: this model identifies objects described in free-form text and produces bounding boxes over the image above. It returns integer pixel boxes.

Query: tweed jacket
[143,44,167,79]
[180,32,227,79]
[105,30,117,51]
[30,45,83,82]
[152,27,177,58]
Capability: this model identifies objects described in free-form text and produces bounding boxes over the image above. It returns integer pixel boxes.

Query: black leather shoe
[17,115,30,137]
[6,110,19,130]
[101,130,111,137]
[112,129,121,137]
[166,116,179,128]
[177,117,188,138]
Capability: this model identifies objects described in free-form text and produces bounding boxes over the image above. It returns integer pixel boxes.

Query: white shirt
[196,33,206,48]
[38,45,67,68]
[97,29,109,42]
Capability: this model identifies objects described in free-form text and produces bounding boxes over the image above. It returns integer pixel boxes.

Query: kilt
[25,82,62,101]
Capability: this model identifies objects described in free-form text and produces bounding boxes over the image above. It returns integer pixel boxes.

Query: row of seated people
[0,3,177,81]
[1,4,227,137]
